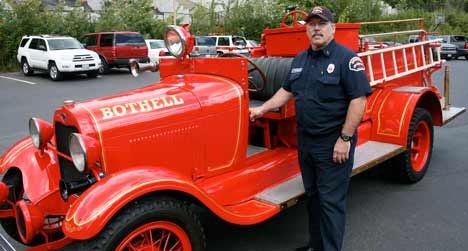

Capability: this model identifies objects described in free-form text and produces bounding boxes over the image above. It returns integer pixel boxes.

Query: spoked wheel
[410,118,431,172]
[392,108,433,183]
[280,10,308,27]
[219,53,266,92]
[116,221,191,251]
[80,196,206,251]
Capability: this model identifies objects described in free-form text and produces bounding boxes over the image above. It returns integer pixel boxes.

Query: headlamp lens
[165,26,185,57]
[69,133,86,172]
[28,118,41,149]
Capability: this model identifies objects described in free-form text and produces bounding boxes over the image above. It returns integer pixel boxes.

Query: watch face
[341,134,352,142]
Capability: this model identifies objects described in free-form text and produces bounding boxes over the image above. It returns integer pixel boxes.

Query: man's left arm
[334,96,367,164]
[341,96,367,136]
[333,55,372,164]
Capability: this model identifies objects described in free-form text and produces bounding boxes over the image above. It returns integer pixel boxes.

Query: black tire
[80,196,206,251]
[21,58,33,76]
[48,62,63,81]
[99,57,110,74]
[464,55,468,60]
[87,70,99,78]
[391,108,433,183]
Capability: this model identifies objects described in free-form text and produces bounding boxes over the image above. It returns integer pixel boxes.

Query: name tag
[291,68,303,74]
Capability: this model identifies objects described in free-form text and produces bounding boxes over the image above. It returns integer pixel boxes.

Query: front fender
[0,137,68,214]
[1,137,32,173]
[63,167,210,240]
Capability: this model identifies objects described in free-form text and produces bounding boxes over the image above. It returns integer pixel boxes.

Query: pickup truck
[438,35,468,59]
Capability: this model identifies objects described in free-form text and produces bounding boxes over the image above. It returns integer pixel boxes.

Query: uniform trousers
[297,130,356,251]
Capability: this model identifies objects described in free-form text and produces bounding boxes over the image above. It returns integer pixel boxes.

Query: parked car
[437,35,468,60]
[208,35,249,55]
[81,32,149,74]
[17,35,101,81]
[145,39,173,63]
[382,41,402,47]
[429,35,457,60]
[408,34,420,43]
[246,39,260,53]
[360,37,388,50]
[408,34,457,60]
[191,36,217,57]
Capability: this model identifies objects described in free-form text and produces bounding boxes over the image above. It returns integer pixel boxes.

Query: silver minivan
[191,36,217,57]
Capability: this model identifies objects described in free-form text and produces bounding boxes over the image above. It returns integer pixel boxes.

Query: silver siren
[129,59,159,77]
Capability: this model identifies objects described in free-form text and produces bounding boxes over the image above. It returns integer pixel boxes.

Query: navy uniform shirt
[282,39,372,136]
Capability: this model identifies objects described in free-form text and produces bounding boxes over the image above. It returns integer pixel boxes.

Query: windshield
[149,40,165,49]
[438,36,449,43]
[195,36,215,46]
[232,36,247,46]
[48,38,83,50]
[248,40,258,46]
[116,34,145,46]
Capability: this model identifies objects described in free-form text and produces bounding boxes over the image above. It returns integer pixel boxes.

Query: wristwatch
[340,133,353,142]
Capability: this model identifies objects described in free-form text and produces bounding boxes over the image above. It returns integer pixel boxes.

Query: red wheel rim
[410,120,431,172]
[116,221,192,251]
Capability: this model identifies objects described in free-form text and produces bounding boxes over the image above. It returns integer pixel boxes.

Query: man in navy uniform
[249,6,372,251]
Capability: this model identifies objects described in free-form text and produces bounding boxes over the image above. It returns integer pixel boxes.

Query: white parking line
[0,76,37,85]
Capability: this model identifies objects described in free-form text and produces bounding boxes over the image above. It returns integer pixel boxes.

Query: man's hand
[248,88,293,121]
[333,137,351,164]
[249,106,265,121]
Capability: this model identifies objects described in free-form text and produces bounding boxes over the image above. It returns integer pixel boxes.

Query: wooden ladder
[358,39,443,86]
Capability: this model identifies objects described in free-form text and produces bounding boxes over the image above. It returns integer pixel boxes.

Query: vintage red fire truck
[0,11,465,251]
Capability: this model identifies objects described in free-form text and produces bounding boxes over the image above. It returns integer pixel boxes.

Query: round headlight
[164,25,194,58]
[28,118,41,149]
[28,117,53,150]
[69,133,87,172]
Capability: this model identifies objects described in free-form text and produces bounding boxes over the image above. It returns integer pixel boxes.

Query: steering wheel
[219,53,266,92]
[280,10,308,27]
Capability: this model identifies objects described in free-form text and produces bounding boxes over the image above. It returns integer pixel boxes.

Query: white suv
[208,35,249,55]
[17,35,101,81]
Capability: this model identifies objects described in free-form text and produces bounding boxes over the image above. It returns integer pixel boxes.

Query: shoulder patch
[348,56,365,72]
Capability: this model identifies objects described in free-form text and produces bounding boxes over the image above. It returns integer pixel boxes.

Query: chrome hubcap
[50,66,57,79]
[22,63,28,73]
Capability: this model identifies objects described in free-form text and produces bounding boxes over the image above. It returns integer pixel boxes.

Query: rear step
[439,97,465,125]
[442,106,465,125]
[255,141,405,209]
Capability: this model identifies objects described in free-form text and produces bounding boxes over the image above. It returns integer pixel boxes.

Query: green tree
[0,0,48,70]
[191,0,283,40]
[190,3,213,35]
[43,1,94,38]
[96,0,166,39]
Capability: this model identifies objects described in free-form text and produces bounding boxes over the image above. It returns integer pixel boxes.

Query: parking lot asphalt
[0,59,467,251]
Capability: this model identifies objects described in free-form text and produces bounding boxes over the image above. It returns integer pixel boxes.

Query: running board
[255,141,405,209]
[442,106,465,125]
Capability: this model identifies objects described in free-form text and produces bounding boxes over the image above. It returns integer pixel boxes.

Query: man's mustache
[312,33,323,38]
